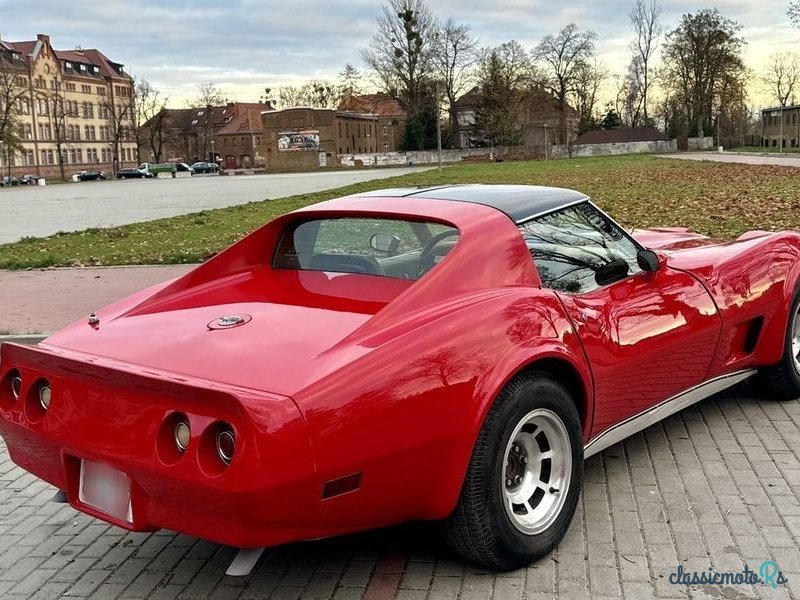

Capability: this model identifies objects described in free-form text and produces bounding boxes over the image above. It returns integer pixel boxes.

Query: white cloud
[2,0,797,106]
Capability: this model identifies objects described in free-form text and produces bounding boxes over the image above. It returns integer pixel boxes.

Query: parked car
[116,168,154,180]
[76,170,106,181]
[3,184,800,574]
[0,175,22,187]
[174,162,195,174]
[138,162,176,177]
[190,161,219,173]
[20,174,40,185]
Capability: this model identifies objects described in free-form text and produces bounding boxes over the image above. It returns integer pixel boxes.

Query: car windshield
[274,217,459,280]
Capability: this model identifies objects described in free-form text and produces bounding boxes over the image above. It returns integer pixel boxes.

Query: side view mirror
[595,258,630,286]
[370,234,401,255]
[637,248,662,272]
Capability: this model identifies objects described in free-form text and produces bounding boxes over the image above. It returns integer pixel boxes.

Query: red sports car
[2,184,800,573]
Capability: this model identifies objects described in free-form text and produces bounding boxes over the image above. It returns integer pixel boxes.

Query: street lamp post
[780,107,785,154]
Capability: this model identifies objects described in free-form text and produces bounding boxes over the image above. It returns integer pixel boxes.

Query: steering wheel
[417,230,459,277]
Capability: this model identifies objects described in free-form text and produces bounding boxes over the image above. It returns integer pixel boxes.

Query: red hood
[631,227,723,250]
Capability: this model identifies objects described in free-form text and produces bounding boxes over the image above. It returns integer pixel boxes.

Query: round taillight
[174,421,190,452]
[216,426,235,465]
[38,384,51,410]
[11,375,21,400]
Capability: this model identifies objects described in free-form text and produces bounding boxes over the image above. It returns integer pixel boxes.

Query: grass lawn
[1,154,799,270]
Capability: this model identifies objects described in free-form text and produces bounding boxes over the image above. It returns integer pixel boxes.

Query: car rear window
[274,217,459,280]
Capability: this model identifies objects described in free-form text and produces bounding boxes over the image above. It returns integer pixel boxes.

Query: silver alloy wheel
[502,408,572,535]
[792,304,800,374]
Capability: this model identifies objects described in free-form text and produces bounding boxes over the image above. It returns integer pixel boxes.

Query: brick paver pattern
[2,383,800,599]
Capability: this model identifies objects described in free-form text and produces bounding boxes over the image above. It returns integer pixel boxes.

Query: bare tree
[100,92,133,175]
[133,79,168,163]
[46,77,70,180]
[763,51,800,107]
[572,58,608,132]
[361,0,436,107]
[361,0,438,148]
[534,23,597,146]
[0,53,27,173]
[432,19,478,146]
[191,82,225,108]
[276,86,304,109]
[629,0,663,125]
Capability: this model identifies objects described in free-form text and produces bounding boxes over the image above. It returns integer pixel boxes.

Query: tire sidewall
[782,287,800,382]
[483,377,583,563]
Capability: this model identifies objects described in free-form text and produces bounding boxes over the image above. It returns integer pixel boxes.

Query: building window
[24,124,32,140]
[48,150,55,164]
[383,125,388,136]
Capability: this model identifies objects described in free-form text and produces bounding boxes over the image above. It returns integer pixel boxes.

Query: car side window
[518,203,641,294]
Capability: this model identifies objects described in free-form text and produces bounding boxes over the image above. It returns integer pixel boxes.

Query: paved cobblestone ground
[3,382,800,599]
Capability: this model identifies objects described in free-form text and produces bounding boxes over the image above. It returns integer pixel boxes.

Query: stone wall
[338,138,678,167]
[686,137,715,151]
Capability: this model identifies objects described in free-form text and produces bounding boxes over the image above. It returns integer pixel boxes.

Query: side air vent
[743,316,764,355]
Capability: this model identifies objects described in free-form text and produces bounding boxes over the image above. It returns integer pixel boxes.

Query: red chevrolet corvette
[2,184,800,572]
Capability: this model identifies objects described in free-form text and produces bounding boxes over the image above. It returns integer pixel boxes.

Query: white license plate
[79,460,132,523]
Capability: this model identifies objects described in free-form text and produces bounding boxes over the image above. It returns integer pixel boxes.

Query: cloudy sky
[1,0,797,107]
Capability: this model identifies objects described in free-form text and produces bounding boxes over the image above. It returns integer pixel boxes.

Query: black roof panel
[353,184,588,223]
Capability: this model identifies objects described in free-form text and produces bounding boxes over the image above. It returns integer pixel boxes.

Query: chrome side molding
[584,369,756,458]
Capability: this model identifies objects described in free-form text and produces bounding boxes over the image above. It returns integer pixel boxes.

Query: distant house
[454,86,580,148]
[573,127,669,146]
[761,105,800,149]
[338,93,407,152]
[216,103,270,169]
[453,87,481,149]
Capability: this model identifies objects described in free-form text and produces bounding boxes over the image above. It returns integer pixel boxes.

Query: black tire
[442,372,582,570]
[756,285,800,400]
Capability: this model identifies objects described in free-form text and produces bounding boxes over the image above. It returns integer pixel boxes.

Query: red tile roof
[339,93,406,117]
[5,41,37,55]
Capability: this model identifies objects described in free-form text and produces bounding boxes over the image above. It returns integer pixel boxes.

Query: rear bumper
[0,343,321,548]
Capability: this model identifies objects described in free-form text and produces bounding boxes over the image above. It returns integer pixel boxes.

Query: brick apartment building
[761,105,800,149]
[0,33,137,179]
[338,93,406,153]
[260,106,405,170]
[139,102,273,167]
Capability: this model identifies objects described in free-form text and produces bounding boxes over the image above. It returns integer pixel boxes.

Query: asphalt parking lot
[0,168,429,245]
[2,382,800,599]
